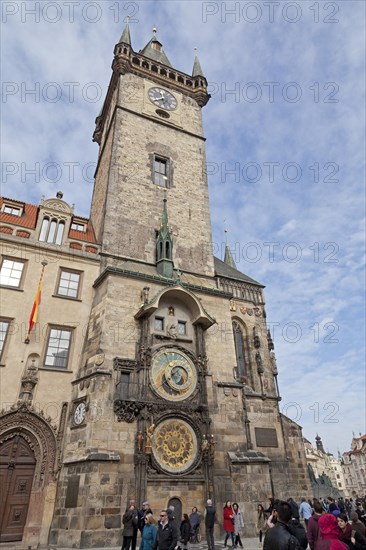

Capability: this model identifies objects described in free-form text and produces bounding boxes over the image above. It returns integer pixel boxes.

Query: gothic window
[232,321,249,382]
[44,327,72,369]
[0,257,26,288]
[56,269,81,299]
[39,217,65,245]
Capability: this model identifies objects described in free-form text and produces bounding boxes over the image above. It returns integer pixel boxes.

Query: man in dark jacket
[307,500,325,550]
[263,501,301,550]
[205,499,216,550]
[138,501,153,533]
[153,509,178,550]
[287,499,300,520]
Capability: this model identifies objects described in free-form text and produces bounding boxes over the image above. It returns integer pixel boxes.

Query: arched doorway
[168,497,182,525]
[0,435,36,542]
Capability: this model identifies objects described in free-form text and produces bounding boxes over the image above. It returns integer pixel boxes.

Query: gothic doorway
[0,435,36,542]
[168,497,182,525]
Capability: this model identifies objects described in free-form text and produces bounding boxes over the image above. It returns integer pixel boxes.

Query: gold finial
[152,27,157,35]
[194,47,198,52]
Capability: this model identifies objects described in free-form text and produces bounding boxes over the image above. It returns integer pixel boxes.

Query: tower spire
[156,193,174,278]
[118,21,131,45]
[223,228,237,269]
[192,48,204,77]
[139,28,172,67]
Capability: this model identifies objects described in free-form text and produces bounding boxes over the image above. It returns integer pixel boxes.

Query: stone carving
[114,401,141,423]
[136,431,144,452]
[167,323,177,339]
[145,423,155,454]
[113,357,137,371]
[18,360,39,403]
[201,434,209,454]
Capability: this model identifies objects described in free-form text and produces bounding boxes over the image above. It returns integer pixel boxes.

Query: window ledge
[52,294,82,302]
[0,285,24,292]
[39,366,73,373]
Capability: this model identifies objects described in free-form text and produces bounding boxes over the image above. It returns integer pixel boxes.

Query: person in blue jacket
[140,513,157,550]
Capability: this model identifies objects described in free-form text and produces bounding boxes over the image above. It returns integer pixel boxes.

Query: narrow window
[0,320,10,361]
[44,328,72,369]
[55,221,65,245]
[153,157,168,187]
[0,258,25,288]
[71,222,86,232]
[232,321,248,381]
[39,218,49,242]
[47,220,57,243]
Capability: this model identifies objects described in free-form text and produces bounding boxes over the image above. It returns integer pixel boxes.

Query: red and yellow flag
[27,264,46,336]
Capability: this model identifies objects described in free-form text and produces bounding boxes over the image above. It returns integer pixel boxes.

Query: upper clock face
[150,349,197,401]
[148,87,177,111]
[73,402,86,425]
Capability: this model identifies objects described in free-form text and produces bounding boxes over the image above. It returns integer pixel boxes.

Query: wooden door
[0,436,36,542]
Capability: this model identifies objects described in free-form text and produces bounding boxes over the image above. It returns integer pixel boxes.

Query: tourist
[140,514,157,550]
[263,500,301,550]
[256,504,268,546]
[223,500,236,548]
[189,507,200,542]
[232,503,244,548]
[299,498,313,526]
[316,514,348,550]
[349,512,366,537]
[205,499,216,550]
[307,500,325,550]
[122,503,138,550]
[180,514,191,550]
[153,510,178,550]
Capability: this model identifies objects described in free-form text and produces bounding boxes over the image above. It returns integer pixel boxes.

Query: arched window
[232,321,249,382]
[39,217,65,245]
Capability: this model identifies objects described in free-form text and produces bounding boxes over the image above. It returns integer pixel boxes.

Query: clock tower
[49,24,310,549]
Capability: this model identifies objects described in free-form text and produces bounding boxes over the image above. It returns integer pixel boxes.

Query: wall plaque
[255,427,278,447]
[65,475,80,508]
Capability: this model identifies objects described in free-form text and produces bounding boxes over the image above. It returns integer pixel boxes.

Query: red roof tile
[0,197,39,229]
[69,221,97,243]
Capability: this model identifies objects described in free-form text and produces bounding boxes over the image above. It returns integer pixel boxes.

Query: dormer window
[152,42,161,51]
[39,217,65,245]
[3,205,22,216]
[71,222,86,232]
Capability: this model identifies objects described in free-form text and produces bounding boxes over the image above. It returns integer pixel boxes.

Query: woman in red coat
[223,500,236,548]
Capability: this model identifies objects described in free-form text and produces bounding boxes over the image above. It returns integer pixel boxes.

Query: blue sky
[1,1,365,456]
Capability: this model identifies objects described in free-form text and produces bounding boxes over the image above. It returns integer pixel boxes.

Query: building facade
[342,435,366,497]
[304,436,347,498]
[0,26,310,548]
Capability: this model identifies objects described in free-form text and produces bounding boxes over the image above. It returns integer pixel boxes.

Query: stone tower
[49,25,310,549]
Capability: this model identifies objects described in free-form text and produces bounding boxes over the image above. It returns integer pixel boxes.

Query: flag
[27,264,46,336]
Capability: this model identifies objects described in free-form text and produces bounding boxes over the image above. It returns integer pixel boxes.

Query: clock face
[73,402,86,425]
[148,87,177,111]
[150,349,197,401]
[152,418,197,473]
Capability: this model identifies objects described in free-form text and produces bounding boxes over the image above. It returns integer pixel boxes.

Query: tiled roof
[69,222,96,243]
[0,196,97,244]
[0,197,39,229]
[214,256,263,287]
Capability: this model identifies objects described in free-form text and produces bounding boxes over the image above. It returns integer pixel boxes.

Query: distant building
[304,435,346,498]
[342,434,366,497]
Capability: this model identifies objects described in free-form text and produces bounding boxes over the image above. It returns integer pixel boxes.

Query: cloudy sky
[2,1,365,457]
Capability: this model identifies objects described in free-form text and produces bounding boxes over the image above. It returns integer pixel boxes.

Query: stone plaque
[65,475,80,508]
[255,427,278,447]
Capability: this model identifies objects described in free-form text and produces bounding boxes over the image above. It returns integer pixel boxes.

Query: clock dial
[152,418,197,473]
[73,402,86,425]
[150,349,197,401]
[148,87,177,111]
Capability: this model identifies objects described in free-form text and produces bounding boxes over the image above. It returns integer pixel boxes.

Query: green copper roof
[224,243,237,269]
[192,53,204,77]
[214,257,263,287]
[119,22,131,45]
[139,30,172,67]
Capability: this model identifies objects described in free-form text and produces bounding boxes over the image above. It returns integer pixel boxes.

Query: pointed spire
[156,193,174,278]
[119,21,131,45]
[223,229,237,268]
[139,27,172,67]
[192,48,204,77]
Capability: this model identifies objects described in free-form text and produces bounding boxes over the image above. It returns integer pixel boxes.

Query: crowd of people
[120,496,366,550]
[261,496,366,550]
[121,499,216,550]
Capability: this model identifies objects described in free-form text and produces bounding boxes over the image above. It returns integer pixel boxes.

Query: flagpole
[25,260,48,344]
